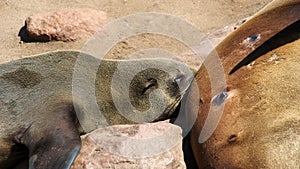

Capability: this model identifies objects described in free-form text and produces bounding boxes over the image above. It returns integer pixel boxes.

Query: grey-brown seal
[189,0,300,168]
[0,50,194,169]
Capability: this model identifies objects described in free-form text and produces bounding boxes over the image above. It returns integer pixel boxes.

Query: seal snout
[173,69,194,95]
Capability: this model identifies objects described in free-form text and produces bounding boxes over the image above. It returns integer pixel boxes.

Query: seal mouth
[167,96,182,114]
[155,95,183,121]
[161,74,194,120]
[154,69,194,122]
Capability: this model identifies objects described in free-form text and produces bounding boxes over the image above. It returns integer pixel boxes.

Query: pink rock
[72,121,186,169]
[25,8,107,42]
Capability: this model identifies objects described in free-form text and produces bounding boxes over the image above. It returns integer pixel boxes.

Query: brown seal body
[189,0,300,168]
[0,51,193,169]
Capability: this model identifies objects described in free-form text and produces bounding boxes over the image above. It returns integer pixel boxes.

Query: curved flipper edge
[16,104,82,169]
[28,145,80,169]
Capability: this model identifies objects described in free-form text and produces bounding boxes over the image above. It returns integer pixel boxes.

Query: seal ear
[15,104,81,169]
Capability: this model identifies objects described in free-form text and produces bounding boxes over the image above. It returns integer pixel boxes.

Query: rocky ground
[0,0,271,63]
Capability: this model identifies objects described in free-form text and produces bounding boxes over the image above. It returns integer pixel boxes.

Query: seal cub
[0,50,194,169]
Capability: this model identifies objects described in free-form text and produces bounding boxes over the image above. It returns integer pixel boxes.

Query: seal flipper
[16,104,81,169]
[28,145,80,169]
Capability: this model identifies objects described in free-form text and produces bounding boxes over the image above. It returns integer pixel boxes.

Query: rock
[72,121,186,169]
[24,8,107,42]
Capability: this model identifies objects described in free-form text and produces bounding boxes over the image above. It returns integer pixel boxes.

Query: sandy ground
[0,0,272,63]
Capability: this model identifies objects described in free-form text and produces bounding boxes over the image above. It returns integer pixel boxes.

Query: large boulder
[24,8,107,42]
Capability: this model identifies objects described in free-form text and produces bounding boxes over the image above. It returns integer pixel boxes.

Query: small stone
[24,8,107,42]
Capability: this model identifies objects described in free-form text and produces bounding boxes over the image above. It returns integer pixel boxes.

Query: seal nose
[173,72,194,94]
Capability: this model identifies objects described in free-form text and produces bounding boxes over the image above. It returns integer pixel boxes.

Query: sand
[0,0,271,63]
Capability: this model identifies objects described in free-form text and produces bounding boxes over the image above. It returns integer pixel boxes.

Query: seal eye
[141,78,158,95]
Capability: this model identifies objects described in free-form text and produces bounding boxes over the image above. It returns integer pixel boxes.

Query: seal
[188,0,300,168]
[0,50,194,169]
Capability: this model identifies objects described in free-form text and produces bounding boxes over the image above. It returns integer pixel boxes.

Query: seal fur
[0,50,193,169]
[189,0,300,168]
